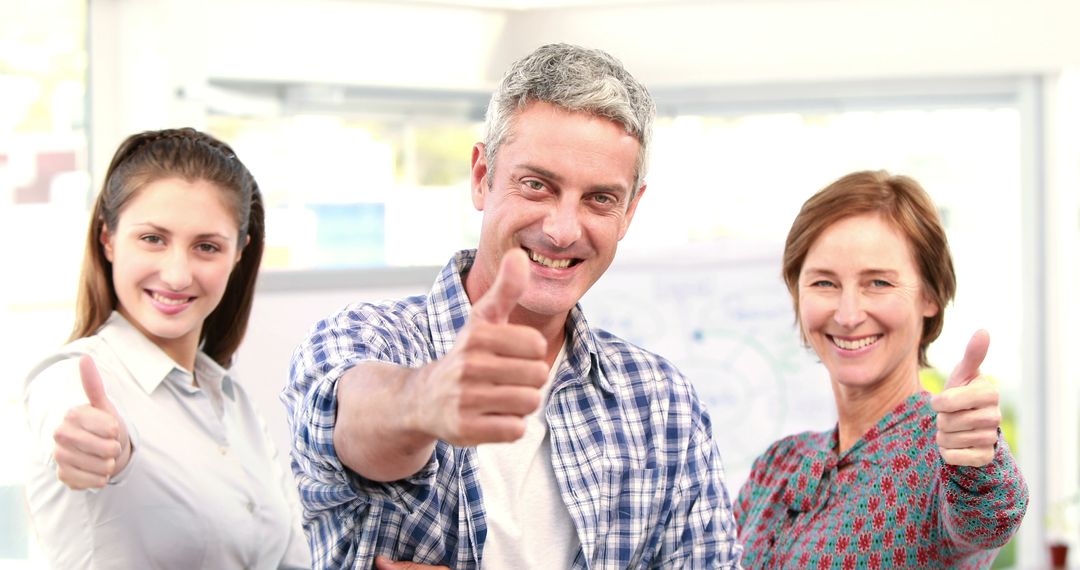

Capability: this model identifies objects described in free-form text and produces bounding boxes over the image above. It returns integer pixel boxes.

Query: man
[283,43,743,569]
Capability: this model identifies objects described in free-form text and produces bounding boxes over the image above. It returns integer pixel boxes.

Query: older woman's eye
[871,279,893,287]
[810,280,834,288]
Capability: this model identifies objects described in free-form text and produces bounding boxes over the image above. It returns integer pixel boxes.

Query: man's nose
[542,198,583,248]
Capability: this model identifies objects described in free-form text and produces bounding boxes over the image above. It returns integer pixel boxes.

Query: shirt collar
[96,311,233,398]
[783,391,929,513]
[429,250,612,394]
[800,391,929,461]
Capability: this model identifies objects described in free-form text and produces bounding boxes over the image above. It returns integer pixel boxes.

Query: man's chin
[516,295,579,320]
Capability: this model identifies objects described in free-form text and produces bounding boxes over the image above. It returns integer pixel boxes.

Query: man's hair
[781,170,956,368]
[483,43,656,195]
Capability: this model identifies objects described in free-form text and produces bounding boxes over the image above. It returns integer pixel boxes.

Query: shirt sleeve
[280,303,440,567]
[655,400,744,569]
[938,434,1029,551]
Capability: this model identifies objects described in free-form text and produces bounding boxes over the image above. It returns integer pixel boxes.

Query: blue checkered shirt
[283,250,744,569]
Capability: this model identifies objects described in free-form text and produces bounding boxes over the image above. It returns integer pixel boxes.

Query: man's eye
[524,180,544,191]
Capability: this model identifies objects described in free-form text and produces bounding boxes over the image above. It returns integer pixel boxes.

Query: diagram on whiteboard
[580,248,836,492]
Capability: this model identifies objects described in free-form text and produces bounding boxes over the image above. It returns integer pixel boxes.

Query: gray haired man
[284,43,744,569]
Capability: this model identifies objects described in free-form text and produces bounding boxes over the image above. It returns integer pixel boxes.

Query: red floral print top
[735,392,1028,569]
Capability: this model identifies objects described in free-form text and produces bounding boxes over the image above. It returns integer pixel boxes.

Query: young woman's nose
[159,248,193,290]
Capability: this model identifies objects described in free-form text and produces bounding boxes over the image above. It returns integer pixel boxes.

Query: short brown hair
[71,128,264,368]
[781,170,955,368]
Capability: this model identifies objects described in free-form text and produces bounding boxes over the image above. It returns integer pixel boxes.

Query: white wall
[495,0,1080,85]
[89,0,1080,181]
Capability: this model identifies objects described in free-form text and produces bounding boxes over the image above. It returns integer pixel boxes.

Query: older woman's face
[798,213,938,393]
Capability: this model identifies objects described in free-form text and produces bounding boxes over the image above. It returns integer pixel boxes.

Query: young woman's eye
[196,243,221,254]
[140,235,164,245]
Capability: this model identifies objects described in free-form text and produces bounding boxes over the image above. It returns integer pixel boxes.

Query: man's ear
[100,223,115,263]
[617,184,647,240]
[470,143,488,211]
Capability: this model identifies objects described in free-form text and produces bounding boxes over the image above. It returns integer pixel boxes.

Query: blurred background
[1,0,1078,567]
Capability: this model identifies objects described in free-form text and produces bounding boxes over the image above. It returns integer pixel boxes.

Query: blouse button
[246,501,256,514]
[218,446,228,456]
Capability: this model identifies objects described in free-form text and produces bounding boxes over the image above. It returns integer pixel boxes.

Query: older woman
[735,171,1028,568]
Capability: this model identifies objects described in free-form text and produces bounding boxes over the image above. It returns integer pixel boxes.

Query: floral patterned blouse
[735,392,1028,569]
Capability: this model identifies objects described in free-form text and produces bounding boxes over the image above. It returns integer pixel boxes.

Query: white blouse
[24,312,309,569]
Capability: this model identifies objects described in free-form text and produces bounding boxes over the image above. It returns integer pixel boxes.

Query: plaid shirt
[283,250,743,569]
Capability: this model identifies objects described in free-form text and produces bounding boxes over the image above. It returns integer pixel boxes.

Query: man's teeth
[529,251,572,269]
[151,292,189,306]
[832,335,880,350]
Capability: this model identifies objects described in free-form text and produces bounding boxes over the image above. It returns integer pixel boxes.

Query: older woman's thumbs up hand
[930,330,1001,468]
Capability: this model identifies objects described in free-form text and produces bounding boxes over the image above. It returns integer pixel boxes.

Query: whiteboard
[580,243,836,493]
[241,245,839,496]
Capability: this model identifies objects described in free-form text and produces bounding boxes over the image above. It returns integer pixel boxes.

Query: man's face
[468,101,645,322]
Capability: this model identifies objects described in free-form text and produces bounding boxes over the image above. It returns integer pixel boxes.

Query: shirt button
[246,501,256,514]
[218,446,228,456]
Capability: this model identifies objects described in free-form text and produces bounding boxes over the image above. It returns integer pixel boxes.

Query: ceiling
[392,0,690,10]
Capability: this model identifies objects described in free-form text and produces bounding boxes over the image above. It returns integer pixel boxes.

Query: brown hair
[71,128,264,367]
[781,170,956,368]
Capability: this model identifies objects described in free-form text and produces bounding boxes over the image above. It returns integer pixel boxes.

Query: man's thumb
[945,329,990,389]
[79,355,114,412]
[472,249,529,324]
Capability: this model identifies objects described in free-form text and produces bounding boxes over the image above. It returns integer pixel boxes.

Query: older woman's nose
[832,288,866,328]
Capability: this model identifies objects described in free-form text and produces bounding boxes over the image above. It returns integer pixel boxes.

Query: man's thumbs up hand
[403,250,549,447]
[52,355,132,489]
[930,331,1000,467]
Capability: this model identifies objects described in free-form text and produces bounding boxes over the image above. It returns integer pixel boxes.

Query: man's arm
[330,250,549,482]
[285,248,549,482]
[655,405,744,568]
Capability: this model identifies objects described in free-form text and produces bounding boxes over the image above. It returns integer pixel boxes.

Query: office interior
[1,0,1078,567]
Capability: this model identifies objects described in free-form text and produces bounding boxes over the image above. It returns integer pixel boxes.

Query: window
[0,1,88,566]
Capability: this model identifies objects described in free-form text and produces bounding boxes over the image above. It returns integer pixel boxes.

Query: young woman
[24,128,309,568]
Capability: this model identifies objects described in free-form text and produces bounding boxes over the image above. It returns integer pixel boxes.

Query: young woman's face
[102,177,243,366]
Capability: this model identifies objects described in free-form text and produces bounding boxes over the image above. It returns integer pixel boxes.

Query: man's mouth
[525,248,581,269]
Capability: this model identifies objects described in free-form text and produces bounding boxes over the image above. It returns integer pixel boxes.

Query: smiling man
[283,44,743,569]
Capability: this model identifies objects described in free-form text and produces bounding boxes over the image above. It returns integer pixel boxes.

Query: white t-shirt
[475,342,580,568]
[24,312,309,569]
